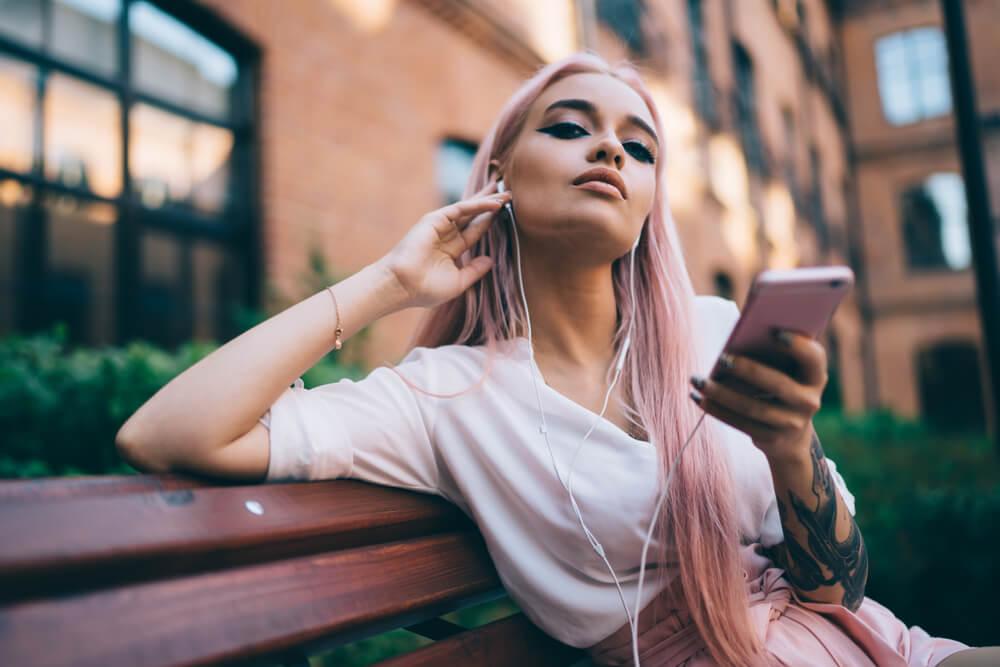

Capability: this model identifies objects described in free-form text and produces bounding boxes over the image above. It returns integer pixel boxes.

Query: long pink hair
[410,53,768,665]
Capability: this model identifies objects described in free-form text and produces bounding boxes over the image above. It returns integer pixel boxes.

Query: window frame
[0,0,260,347]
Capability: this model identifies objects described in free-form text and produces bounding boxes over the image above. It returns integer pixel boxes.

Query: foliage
[0,322,363,479]
[815,409,999,647]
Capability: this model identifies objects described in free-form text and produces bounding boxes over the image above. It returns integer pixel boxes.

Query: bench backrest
[0,474,584,666]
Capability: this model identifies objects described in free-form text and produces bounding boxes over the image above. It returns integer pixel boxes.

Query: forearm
[116,258,410,472]
[764,430,869,611]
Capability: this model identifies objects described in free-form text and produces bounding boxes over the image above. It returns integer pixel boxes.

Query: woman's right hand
[382,181,510,309]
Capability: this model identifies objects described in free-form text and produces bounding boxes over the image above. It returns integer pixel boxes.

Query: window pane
[192,240,242,342]
[0,0,43,47]
[0,179,32,334]
[925,173,970,270]
[0,56,37,174]
[138,228,186,347]
[130,103,234,216]
[43,73,122,198]
[42,192,117,345]
[52,0,121,76]
[130,1,237,118]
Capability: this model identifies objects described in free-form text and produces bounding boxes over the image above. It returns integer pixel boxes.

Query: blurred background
[0,0,997,662]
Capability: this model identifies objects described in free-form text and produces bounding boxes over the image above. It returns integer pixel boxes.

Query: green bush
[815,410,999,647]
[0,322,363,479]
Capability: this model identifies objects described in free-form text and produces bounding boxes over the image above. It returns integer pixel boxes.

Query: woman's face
[503,72,659,263]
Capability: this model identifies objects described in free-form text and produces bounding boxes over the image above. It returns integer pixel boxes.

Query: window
[712,271,734,300]
[783,109,798,203]
[436,139,478,205]
[901,173,970,271]
[875,27,951,125]
[0,0,256,349]
[732,43,765,174]
[809,147,828,249]
[917,341,986,432]
[597,0,645,55]
[688,0,717,127]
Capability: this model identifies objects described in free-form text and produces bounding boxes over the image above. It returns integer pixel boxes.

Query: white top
[258,295,856,648]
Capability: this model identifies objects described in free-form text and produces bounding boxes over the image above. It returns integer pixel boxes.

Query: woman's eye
[539,122,589,139]
[625,141,655,164]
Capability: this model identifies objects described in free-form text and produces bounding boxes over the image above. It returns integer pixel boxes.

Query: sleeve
[258,355,440,492]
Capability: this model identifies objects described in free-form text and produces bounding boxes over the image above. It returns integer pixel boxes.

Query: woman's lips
[572,167,627,200]
[574,180,625,200]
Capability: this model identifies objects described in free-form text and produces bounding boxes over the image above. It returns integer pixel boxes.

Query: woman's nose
[589,135,625,168]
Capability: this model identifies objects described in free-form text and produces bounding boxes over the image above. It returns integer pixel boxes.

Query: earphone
[497,177,707,667]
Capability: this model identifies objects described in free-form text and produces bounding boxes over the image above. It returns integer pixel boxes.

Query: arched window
[901,173,970,271]
[875,27,951,126]
[917,341,986,432]
[0,0,257,349]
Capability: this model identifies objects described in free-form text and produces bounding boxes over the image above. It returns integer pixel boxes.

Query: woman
[117,54,994,666]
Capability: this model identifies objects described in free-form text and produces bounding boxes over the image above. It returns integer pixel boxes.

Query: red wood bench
[0,474,585,666]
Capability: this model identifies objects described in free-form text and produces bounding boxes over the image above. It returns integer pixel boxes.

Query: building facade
[7,0,994,423]
[839,0,999,430]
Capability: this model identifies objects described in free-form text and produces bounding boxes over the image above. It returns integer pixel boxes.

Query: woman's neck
[518,248,620,378]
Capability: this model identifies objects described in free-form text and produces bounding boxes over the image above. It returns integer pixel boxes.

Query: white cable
[504,195,707,667]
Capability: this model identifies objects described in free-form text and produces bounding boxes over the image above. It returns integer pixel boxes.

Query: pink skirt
[587,543,970,666]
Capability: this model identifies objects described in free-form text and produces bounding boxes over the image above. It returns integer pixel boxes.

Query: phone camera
[830,279,844,288]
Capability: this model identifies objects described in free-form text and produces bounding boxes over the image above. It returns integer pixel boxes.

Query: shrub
[0,323,363,478]
[815,410,999,647]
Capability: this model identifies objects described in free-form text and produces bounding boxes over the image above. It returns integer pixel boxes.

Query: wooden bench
[0,474,586,666]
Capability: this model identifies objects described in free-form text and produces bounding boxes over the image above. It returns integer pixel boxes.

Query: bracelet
[326,286,343,350]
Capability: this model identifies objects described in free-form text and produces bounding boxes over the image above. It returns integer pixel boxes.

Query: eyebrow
[543,98,659,145]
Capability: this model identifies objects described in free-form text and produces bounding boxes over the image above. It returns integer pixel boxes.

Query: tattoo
[764,433,869,611]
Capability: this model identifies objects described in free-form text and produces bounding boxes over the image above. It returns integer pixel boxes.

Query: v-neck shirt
[258,295,856,648]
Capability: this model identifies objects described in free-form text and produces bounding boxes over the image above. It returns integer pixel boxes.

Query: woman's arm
[116,185,510,478]
[763,428,868,611]
[115,260,410,475]
[689,330,869,611]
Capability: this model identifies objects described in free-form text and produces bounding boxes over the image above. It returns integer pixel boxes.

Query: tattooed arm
[763,429,868,611]
[689,328,868,611]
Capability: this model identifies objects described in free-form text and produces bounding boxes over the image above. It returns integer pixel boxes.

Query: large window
[0,0,256,349]
[875,27,951,126]
[900,173,970,271]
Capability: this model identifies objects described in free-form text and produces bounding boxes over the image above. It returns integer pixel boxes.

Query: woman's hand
[688,329,828,464]
[381,181,510,309]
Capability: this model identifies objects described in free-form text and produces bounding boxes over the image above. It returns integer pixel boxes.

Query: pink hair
[408,53,770,665]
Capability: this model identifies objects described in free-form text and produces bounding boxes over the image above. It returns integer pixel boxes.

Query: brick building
[1,0,995,424]
[839,0,999,430]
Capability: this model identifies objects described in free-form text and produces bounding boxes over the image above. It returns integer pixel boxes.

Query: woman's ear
[487,159,503,184]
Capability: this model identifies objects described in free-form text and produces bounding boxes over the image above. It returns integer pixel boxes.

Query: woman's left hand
[689,329,827,464]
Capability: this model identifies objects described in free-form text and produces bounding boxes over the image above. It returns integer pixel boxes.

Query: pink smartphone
[710,266,854,381]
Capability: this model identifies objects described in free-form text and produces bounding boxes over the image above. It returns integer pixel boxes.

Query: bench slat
[0,533,502,667]
[373,613,585,667]
[0,474,219,503]
[0,478,471,603]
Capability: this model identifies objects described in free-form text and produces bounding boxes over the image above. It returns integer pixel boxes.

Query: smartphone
[710,266,854,383]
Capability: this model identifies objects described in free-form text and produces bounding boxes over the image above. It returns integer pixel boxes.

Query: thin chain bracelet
[326,286,343,350]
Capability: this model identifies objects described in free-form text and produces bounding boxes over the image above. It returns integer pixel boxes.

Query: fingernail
[690,375,706,391]
[718,353,734,370]
[690,390,703,405]
[773,329,793,347]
